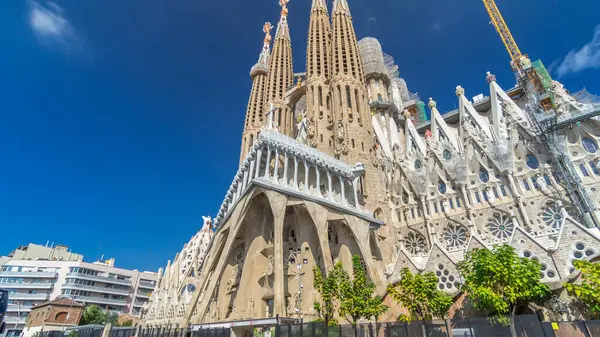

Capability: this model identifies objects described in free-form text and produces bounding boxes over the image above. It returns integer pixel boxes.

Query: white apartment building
[0,260,157,337]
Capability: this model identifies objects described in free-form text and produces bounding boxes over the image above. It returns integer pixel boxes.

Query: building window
[544,174,553,185]
[590,162,600,175]
[318,86,323,107]
[474,192,481,203]
[351,139,355,148]
[377,93,382,101]
[449,199,454,209]
[580,163,590,177]
[443,149,452,161]
[434,202,439,213]
[531,177,540,190]
[500,185,508,197]
[492,187,499,198]
[438,181,447,194]
[582,137,598,153]
[346,86,352,109]
[456,197,461,208]
[526,154,539,169]
[523,179,531,191]
[479,169,489,183]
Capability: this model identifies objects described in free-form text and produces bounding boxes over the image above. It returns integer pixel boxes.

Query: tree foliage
[336,255,388,324]
[387,268,453,321]
[314,255,387,326]
[565,259,600,319]
[81,305,107,325]
[106,312,119,325]
[458,245,550,316]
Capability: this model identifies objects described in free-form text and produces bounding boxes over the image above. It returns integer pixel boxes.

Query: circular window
[582,138,598,153]
[576,243,585,250]
[415,159,422,170]
[438,181,447,194]
[443,149,452,161]
[479,169,490,183]
[526,154,539,169]
[585,250,595,257]
[523,251,532,258]
[547,271,556,278]
[574,251,583,259]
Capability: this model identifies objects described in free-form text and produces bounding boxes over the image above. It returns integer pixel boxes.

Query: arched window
[415,159,422,170]
[438,181,447,194]
[526,154,539,169]
[582,137,598,153]
[479,169,490,183]
[443,149,452,161]
[377,93,382,101]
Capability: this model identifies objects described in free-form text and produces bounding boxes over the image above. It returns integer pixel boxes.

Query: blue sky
[0,0,598,272]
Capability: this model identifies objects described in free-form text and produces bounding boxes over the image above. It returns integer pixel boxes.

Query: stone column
[304,161,309,193]
[269,193,288,317]
[327,171,333,201]
[264,147,272,179]
[506,172,531,227]
[294,156,299,189]
[255,150,263,179]
[274,149,280,183]
[283,152,289,187]
[339,175,345,206]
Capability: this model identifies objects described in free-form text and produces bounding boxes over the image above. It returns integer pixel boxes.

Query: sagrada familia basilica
[141,0,600,329]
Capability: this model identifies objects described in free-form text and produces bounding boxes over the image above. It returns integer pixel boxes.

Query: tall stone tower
[330,0,382,212]
[239,23,273,164]
[265,0,294,136]
[304,0,333,150]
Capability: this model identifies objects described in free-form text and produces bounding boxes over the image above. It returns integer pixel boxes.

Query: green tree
[565,259,600,319]
[106,312,119,325]
[458,245,550,317]
[387,268,453,321]
[80,305,107,325]
[313,262,342,325]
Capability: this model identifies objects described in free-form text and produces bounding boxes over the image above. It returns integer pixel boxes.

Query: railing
[62,283,131,296]
[6,304,32,312]
[66,272,132,286]
[136,291,151,299]
[0,271,57,278]
[7,292,49,300]
[138,280,156,289]
[0,282,53,289]
[3,316,27,324]
[63,294,128,306]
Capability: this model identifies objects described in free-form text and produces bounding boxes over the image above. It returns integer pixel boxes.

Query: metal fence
[109,327,137,337]
[274,315,547,337]
[138,328,230,337]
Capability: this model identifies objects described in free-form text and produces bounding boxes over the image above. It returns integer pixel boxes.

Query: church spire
[265,0,294,136]
[304,0,333,152]
[239,22,273,165]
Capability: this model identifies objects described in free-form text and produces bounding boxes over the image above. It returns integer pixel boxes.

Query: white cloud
[368,16,377,24]
[29,0,79,51]
[556,25,600,78]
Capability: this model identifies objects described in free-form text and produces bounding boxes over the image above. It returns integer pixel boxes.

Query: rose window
[542,204,563,229]
[405,231,427,255]
[442,224,469,249]
[487,213,515,240]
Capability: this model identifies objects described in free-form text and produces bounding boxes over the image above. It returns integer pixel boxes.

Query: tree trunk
[509,306,518,337]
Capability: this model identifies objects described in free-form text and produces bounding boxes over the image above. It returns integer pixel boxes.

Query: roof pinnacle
[274,0,291,39]
[258,22,273,65]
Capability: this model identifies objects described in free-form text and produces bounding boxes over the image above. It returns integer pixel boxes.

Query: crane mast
[482,0,526,71]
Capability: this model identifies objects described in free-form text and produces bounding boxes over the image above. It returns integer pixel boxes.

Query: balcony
[7,304,32,313]
[65,272,132,286]
[138,280,156,290]
[135,291,151,299]
[62,283,131,296]
[4,316,27,325]
[132,300,148,307]
[0,271,57,278]
[64,294,127,306]
[8,293,49,301]
[0,282,53,290]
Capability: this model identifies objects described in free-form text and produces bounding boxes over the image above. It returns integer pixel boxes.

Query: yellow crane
[482,0,555,110]
[482,0,530,72]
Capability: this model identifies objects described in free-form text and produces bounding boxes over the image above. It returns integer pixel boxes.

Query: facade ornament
[425,130,433,138]
[295,110,309,144]
[279,0,290,21]
[536,174,549,194]
[486,71,496,84]
[428,97,437,109]
[455,85,465,97]
[336,121,345,140]
[484,186,496,204]
[403,109,411,119]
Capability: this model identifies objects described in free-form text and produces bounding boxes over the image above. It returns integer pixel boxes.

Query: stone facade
[142,0,600,328]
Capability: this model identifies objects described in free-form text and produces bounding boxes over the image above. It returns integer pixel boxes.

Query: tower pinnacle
[240,23,274,164]
[265,0,294,136]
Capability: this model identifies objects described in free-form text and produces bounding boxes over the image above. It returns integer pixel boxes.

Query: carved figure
[226,265,240,293]
[295,110,308,144]
[287,292,298,312]
[246,298,256,318]
[484,187,496,204]
[536,174,549,194]
[336,121,345,140]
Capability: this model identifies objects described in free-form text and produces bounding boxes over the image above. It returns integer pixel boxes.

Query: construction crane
[482,0,600,228]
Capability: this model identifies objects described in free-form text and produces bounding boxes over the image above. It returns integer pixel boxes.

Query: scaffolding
[358,37,388,77]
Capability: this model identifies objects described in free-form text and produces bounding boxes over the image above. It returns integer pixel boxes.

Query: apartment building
[0,260,157,337]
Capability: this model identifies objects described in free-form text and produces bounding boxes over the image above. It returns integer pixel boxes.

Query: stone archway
[208,193,275,322]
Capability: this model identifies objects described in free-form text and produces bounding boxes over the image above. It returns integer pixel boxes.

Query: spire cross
[279,0,290,20]
[262,22,273,49]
